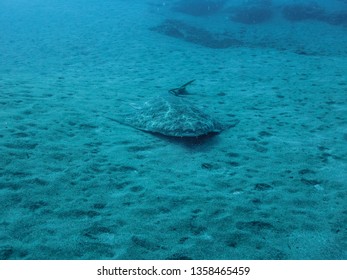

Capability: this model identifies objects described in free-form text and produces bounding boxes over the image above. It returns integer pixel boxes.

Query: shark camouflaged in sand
[107,81,238,138]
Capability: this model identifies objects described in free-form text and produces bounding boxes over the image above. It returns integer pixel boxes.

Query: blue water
[0,0,346,259]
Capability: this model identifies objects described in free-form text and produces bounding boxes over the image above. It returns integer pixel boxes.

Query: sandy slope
[0,0,346,259]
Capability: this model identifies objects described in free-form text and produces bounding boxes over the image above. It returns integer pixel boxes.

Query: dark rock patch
[282,3,326,22]
[229,3,273,24]
[150,19,243,49]
[326,11,347,26]
[167,253,192,260]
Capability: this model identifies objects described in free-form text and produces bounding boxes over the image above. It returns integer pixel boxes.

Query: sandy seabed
[0,0,346,259]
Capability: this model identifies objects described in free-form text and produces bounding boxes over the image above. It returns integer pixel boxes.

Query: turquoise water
[0,0,346,259]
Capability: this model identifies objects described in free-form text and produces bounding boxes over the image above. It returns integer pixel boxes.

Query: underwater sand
[0,0,346,259]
